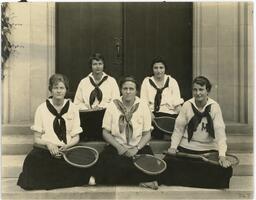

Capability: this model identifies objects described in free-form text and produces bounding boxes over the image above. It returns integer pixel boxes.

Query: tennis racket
[133,154,167,175]
[152,116,176,134]
[164,151,239,166]
[34,144,99,168]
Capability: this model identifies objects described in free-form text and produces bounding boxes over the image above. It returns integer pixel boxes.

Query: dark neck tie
[46,99,70,144]
[113,99,139,145]
[149,77,169,112]
[89,76,108,108]
[187,103,215,142]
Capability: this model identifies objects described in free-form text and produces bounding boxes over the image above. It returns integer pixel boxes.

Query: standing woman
[95,76,158,189]
[17,74,91,190]
[161,76,232,188]
[140,57,184,138]
[74,53,120,141]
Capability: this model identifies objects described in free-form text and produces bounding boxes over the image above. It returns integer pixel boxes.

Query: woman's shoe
[139,181,158,190]
[88,176,96,186]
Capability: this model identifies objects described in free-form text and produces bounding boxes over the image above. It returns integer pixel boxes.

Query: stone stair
[1,125,254,199]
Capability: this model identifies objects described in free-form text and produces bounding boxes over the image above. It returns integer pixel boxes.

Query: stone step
[2,123,253,135]
[2,134,253,155]
[2,176,253,199]
[2,153,253,178]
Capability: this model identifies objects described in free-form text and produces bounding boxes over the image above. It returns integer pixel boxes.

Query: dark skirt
[159,147,233,189]
[79,109,106,141]
[17,147,92,190]
[94,145,158,185]
[151,112,178,140]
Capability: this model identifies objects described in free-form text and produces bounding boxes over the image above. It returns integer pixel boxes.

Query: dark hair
[88,53,105,68]
[151,56,167,73]
[48,74,69,92]
[119,76,139,91]
[192,76,212,92]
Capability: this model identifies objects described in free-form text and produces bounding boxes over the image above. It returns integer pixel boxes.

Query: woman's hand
[117,145,128,156]
[46,142,60,157]
[167,147,177,155]
[125,147,138,157]
[59,145,68,152]
[219,156,232,168]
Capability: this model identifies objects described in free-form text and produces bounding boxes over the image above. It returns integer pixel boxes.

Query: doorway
[56,2,192,100]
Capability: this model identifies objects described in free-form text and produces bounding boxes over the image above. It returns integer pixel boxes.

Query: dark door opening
[56,2,192,100]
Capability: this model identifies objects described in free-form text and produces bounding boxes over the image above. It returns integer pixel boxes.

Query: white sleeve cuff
[31,125,43,133]
[173,98,184,107]
[70,127,83,137]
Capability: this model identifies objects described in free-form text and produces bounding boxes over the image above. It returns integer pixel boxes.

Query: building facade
[2,2,254,132]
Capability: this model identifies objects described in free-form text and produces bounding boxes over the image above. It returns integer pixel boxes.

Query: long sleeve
[212,103,227,157]
[170,103,188,149]
[141,101,152,132]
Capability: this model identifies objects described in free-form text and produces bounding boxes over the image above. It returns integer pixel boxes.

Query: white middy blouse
[102,96,152,148]
[74,72,120,110]
[31,99,83,146]
[170,97,227,156]
[140,75,184,114]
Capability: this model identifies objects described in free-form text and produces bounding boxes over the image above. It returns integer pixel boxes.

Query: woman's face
[192,83,208,104]
[153,62,165,79]
[121,81,137,102]
[51,81,67,100]
[91,59,104,75]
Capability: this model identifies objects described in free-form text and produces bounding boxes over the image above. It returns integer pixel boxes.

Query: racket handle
[176,152,202,159]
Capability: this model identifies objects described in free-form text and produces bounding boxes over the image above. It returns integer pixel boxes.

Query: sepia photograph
[1,1,254,199]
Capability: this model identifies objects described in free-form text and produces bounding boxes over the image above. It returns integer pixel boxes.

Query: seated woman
[140,57,184,139]
[94,76,158,189]
[74,53,120,141]
[74,53,119,110]
[161,76,233,189]
[17,74,91,190]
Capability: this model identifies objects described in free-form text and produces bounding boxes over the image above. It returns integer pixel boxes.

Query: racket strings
[135,156,166,173]
[205,152,219,161]
[226,155,239,165]
[65,148,97,165]
[154,117,175,133]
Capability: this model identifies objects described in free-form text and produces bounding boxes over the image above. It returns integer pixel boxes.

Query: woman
[74,53,120,110]
[161,76,233,189]
[17,74,91,190]
[94,76,158,189]
[140,57,184,139]
[74,53,120,141]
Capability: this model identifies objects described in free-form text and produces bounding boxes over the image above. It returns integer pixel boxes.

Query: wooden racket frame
[165,151,239,166]
[133,154,167,175]
[61,145,99,168]
[33,144,99,168]
[152,116,176,135]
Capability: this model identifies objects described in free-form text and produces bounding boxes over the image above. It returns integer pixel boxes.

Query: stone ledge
[2,176,253,199]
